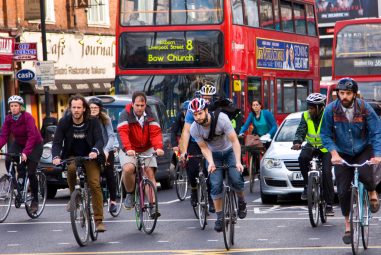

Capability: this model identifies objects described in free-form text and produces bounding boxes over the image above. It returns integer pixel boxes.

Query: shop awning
[32,79,113,95]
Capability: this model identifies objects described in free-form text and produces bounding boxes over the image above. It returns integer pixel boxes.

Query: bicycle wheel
[25,172,47,219]
[134,184,142,230]
[70,189,89,246]
[110,171,123,217]
[350,187,360,255]
[307,175,319,227]
[319,200,327,224]
[0,175,13,223]
[249,153,259,193]
[230,192,237,246]
[222,189,233,250]
[88,189,98,241]
[197,178,208,230]
[175,163,188,201]
[141,179,158,234]
[361,190,370,249]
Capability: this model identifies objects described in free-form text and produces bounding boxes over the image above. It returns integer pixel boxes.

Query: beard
[341,99,353,108]
[195,116,208,126]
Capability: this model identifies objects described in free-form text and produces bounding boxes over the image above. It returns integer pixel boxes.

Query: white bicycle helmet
[306,93,326,106]
[188,98,208,113]
[8,95,24,105]
[200,84,217,96]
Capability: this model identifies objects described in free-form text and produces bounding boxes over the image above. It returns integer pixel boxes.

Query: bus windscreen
[118,31,224,69]
[335,24,381,76]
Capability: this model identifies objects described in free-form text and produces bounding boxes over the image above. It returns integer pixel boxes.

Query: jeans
[208,148,244,200]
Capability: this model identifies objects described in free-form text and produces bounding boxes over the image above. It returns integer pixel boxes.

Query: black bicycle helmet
[88,97,103,108]
[336,78,358,93]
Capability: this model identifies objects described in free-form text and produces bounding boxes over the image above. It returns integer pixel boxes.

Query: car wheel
[47,185,58,199]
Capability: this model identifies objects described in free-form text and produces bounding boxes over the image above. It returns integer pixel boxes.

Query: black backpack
[208,98,243,136]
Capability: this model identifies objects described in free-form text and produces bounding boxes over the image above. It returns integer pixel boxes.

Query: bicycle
[61,156,97,247]
[100,163,123,217]
[133,153,159,235]
[307,155,327,227]
[0,152,47,223]
[174,154,188,201]
[242,145,263,193]
[216,164,238,251]
[342,160,372,255]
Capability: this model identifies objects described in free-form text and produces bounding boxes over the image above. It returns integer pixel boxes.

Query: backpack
[206,98,242,141]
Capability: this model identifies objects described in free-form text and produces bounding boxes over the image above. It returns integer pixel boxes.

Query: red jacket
[117,103,163,152]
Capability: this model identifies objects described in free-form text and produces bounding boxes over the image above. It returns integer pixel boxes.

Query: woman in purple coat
[0,95,43,214]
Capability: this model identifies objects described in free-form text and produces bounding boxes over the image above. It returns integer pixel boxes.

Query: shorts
[119,147,158,169]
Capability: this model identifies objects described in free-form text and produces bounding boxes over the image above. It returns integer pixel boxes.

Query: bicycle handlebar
[0,152,22,157]
[136,152,157,159]
[58,156,91,167]
[341,159,371,168]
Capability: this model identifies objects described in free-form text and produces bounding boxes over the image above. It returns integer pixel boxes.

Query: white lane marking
[186,227,197,229]
[57,243,70,245]
[52,229,63,232]
[157,241,169,243]
[257,239,268,241]
[108,241,120,244]
[323,224,333,227]
[309,238,320,240]
[7,244,20,247]
[207,240,219,242]
[7,230,17,233]
[277,225,286,228]
[253,198,261,203]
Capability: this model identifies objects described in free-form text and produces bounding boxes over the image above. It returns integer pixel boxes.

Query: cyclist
[117,91,164,218]
[179,83,216,212]
[0,95,43,214]
[188,98,247,232]
[52,94,105,232]
[88,97,118,213]
[320,77,381,244]
[171,100,190,152]
[291,93,335,216]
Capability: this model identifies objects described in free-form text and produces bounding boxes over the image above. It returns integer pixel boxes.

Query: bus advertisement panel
[115,0,320,124]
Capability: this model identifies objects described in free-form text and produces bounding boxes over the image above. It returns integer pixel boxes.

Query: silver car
[259,112,306,204]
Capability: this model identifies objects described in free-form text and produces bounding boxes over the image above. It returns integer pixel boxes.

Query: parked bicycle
[60,156,97,247]
[0,152,47,222]
[342,160,372,255]
[134,153,160,235]
[307,155,327,227]
[216,164,238,251]
[101,163,123,217]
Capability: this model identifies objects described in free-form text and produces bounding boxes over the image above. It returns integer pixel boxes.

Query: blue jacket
[321,99,381,157]
[239,110,278,138]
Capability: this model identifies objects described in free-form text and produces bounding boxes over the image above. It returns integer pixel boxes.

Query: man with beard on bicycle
[52,94,105,232]
[320,77,381,244]
[291,93,335,216]
[188,98,247,232]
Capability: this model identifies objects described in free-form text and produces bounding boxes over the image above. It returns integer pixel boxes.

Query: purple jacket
[0,112,43,156]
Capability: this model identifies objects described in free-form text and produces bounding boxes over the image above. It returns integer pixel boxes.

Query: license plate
[62,171,67,179]
[292,172,304,181]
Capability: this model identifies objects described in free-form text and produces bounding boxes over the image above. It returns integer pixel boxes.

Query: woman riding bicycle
[320,77,381,244]
[0,95,43,214]
[88,97,118,213]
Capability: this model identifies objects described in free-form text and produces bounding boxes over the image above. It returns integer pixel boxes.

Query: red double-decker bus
[115,0,320,123]
[332,18,381,106]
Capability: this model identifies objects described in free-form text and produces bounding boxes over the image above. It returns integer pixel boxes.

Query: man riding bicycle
[291,93,335,216]
[320,77,381,244]
[52,94,105,232]
[0,95,43,214]
[188,98,247,232]
[117,91,164,218]
[179,83,217,212]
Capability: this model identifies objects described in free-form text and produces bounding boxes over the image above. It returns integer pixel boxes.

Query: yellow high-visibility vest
[303,111,328,153]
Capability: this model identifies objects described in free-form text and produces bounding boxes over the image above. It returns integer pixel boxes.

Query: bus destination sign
[119,31,223,69]
[256,38,309,71]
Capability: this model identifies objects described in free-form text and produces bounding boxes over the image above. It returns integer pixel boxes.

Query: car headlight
[263,158,282,169]
[42,147,52,159]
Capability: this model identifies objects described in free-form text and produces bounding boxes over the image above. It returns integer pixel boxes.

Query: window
[306,4,317,36]
[280,0,293,33]
[277,79,312,113]
[283,80,295,113]
[247,77,261,108]
[273,0,280,30]
[296,80,308,111]
[45,0,55,22]
[87,0,110,26]
[245,0,259,27]
[294,3,306,35]
[259,0,274,29]
[232,0,244,25]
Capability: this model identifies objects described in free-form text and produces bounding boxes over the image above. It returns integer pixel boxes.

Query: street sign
[16,69,35,82]
[35,61,55,87]
[14,42,38,61]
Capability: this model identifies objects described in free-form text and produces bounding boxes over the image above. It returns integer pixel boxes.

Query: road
[0,174,381,255]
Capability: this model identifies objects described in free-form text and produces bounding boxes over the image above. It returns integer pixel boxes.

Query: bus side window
[232,0,244,25]
[306,4,317,36]
[259,0,275,30]
[245,0,259,27]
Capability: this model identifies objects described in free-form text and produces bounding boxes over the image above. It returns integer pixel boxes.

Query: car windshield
[274,118,301,142]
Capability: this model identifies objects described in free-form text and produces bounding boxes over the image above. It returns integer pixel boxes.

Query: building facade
[0,0,117,127]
